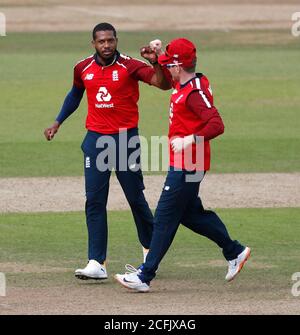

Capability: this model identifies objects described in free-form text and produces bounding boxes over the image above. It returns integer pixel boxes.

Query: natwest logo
[96,87,112,102]
[95,86,114,108]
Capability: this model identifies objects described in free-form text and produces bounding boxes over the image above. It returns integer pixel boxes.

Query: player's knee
[203,209,217,216]
[127,192,146,208]
[153,214,174,232]
[86,190,107,207]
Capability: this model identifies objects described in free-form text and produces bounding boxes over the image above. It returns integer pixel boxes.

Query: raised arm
[140,40,172,90]
[148,62,172,90]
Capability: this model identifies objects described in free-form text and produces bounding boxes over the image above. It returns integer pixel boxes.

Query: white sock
[143,247,149,263]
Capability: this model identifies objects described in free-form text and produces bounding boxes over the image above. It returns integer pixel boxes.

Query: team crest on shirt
[112,70,119,81]
[84,73,94,80]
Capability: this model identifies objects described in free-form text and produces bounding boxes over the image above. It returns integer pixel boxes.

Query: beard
[95,49,117,66]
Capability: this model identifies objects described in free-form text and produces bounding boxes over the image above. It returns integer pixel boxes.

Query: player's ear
[91,39,95,47]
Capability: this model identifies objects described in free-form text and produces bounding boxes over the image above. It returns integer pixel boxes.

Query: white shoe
[114,264,150,292]
[225,247,251,282]
[142,247,149,263]
[75,260,108,280]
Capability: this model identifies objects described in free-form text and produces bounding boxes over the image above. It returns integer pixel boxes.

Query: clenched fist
[44,121,60,141]
[149,39,163,55]
[140,39,163,64]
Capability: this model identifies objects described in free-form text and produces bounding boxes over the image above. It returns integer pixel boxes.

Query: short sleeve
[73,63,85,89]
[126,58,155,84]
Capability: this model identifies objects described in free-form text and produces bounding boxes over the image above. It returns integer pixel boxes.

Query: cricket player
[44,23,172,280]
[115,38,251,292]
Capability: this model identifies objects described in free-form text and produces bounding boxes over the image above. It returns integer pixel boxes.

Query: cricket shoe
[225,246,251,282]
[75,260,108,280]
[114,264,150,292]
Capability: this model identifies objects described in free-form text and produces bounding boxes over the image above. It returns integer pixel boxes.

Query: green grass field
[0,28,299,313]
[1,208,299,296]
[0,30,299,176]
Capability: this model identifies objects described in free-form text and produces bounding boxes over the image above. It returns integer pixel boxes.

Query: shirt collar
[179,73,203,89]
[94,50,120,67]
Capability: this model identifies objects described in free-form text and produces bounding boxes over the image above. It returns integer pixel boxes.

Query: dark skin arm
[44,120,60,141]
[140,46,172,90]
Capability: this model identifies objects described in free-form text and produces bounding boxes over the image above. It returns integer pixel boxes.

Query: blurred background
[0,0,299,176]
[0,0,299,315]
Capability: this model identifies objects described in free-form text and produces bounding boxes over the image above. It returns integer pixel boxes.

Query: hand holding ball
[149,39,163,55]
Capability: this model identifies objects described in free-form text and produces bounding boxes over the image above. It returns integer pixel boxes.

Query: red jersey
[73,52,155,134]
[169,74,223,171]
